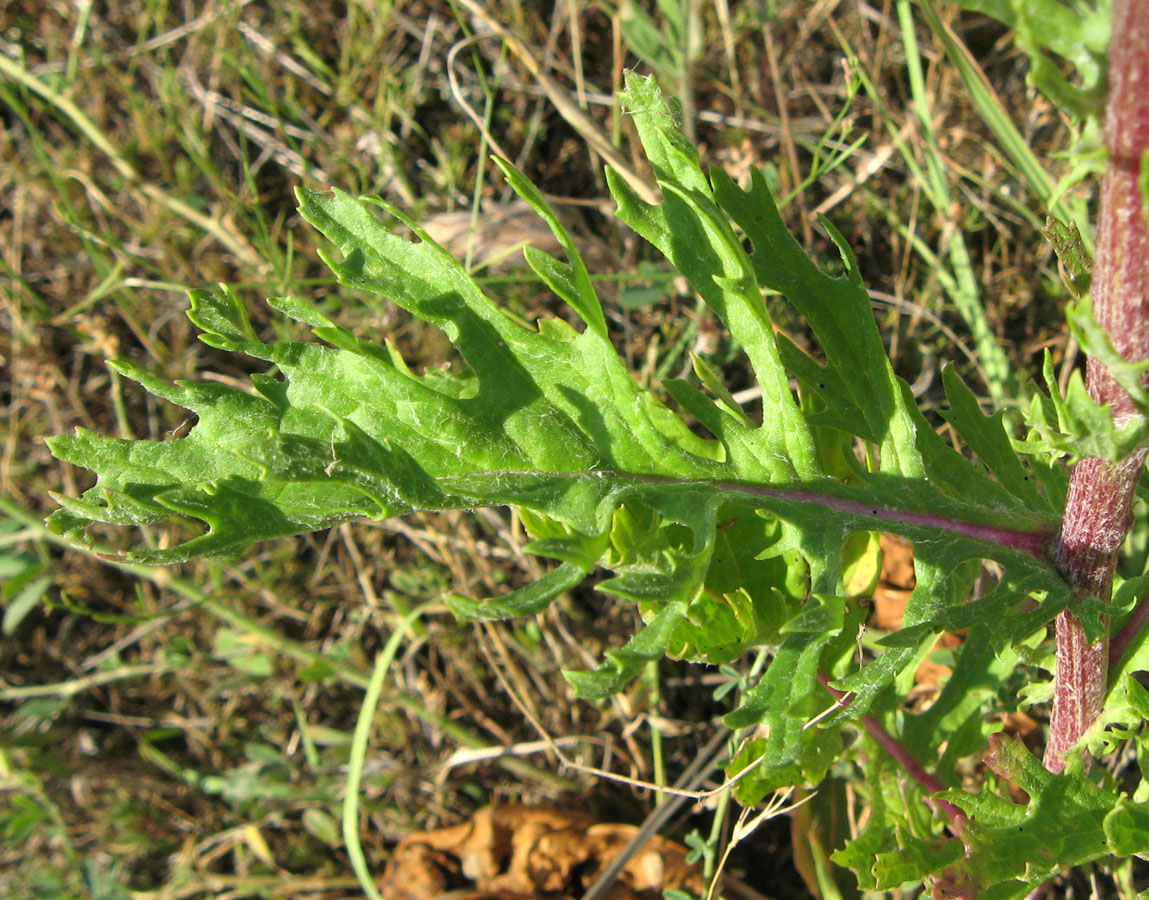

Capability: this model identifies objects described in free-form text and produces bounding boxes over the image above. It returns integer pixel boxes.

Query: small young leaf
[1043,217,1093,298]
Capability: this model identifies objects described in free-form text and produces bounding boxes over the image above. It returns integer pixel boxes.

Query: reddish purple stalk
[817,673,967,829]
[1110,591,1149,667]
[1044,0,1149,773]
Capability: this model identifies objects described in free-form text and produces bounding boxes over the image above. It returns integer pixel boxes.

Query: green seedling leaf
[213,628,275,677]
[302,808,341,846]
[619,0,701,85]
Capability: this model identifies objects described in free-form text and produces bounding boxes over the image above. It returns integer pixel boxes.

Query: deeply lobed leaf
[49,73,1070,793]
[857,735,1149,899]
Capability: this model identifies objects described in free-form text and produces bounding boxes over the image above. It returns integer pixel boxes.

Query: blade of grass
[0,496,580,793]
[0,54,260,266]
[918,0,1093,249]
[896,0,1013,404]
[0,663,174,701]
[642,660,667,804]
[343,602,434,900]
[827,7,1014,405]
[454,0,659,205]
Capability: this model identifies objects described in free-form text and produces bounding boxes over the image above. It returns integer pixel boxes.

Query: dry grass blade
[454,0,659,205]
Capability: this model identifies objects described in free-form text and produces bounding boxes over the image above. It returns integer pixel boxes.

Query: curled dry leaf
[379,805,704,900]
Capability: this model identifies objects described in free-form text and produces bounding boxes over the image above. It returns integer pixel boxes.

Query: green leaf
[955,0,1109,121]
[3,574,52,634]
[938,367,1052,512]
[1141,151,1149,230]
[47,73,1066,739]
[1043,217,1093,298]
[1018,348,1147,463]
[1067,298,1149,418]
[854,734,1149,897]
[563,600,687,699]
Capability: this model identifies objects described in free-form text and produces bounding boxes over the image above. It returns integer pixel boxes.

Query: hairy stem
[1044,0,1149,773]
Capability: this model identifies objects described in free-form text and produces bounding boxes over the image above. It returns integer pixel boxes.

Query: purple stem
[1044,0,1149,773]
[1110,592,1149,668]
[817,673,967,830]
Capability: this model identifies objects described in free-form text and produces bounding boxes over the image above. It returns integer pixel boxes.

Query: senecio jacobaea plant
[46,2,1149,897]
